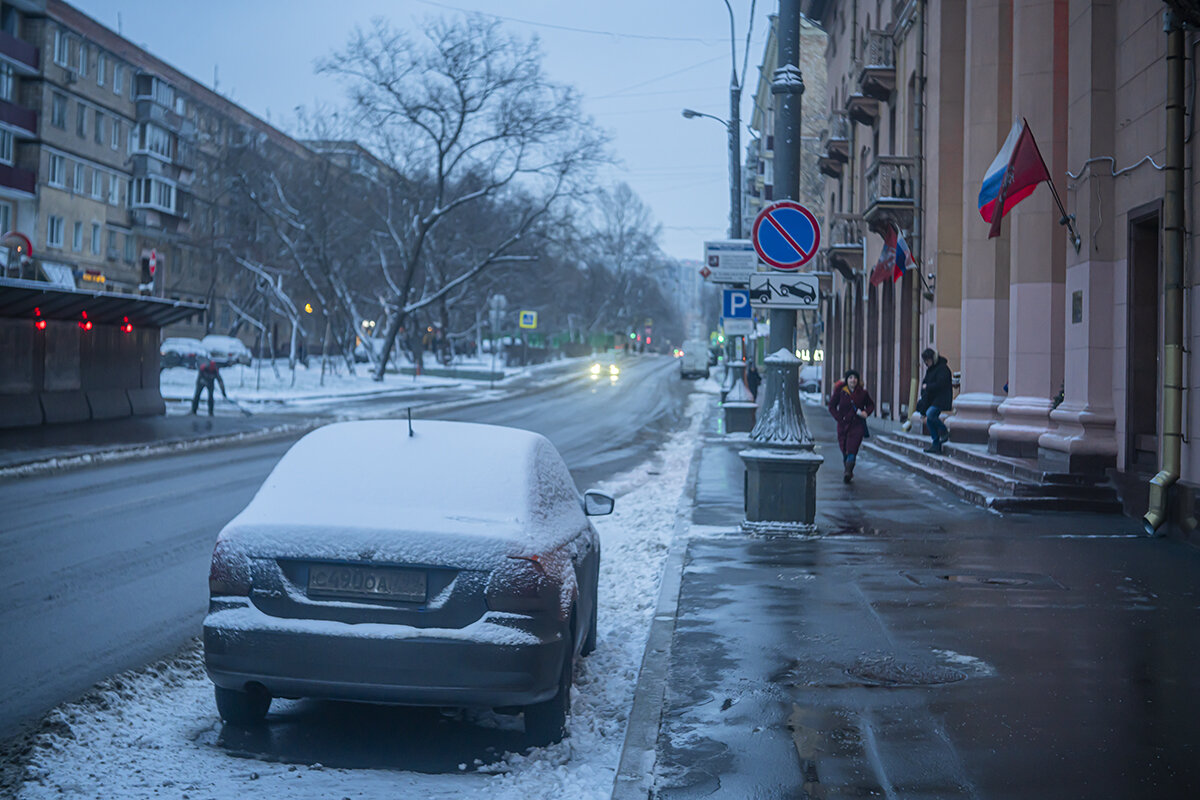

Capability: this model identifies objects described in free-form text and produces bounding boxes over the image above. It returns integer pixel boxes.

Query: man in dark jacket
[191,358,227,416]
[916,347,953,453]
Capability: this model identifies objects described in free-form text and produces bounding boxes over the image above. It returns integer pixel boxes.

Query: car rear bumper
[203,601,565,708]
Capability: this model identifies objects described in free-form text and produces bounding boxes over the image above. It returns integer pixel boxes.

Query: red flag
[870,224,897,286]
[988,119,1052,239]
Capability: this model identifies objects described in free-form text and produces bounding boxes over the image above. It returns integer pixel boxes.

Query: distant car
[353,337,385,363]
[203,420,612,745]
[160,337,209,370]
[201,335,252,367]
[679,339,710,380]
[589,353,621,380]
[799,365,822,393]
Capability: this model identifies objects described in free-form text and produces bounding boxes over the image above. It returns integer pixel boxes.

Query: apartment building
[0,0,316,337]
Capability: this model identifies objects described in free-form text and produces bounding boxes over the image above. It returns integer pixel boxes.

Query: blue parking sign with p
[723,289,751,319]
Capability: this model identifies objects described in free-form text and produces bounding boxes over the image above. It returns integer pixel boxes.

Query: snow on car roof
[222,420,587,564]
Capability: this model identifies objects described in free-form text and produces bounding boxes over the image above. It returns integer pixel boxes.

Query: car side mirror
[582,490,615,516]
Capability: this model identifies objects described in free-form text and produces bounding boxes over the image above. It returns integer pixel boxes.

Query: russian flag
[894,231,914,282]
[978,119,1051,238]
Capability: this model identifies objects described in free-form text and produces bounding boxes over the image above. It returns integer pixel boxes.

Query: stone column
[1037,0,1118,474]
[949,0,1012,444]
[988,0,1068,458]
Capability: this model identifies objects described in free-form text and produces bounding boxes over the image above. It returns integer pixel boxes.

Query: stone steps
[864,432,1123,513]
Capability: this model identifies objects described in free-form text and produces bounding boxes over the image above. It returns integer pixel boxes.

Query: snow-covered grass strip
[10,392,709,800]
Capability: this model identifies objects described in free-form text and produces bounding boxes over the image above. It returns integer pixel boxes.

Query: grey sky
[72,0,778,261]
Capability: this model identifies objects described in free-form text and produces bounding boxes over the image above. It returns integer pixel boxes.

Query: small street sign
[518,310,538,329]
[149,249,158,275]
[699,265,712,279]
[749,273,820,310]
[723,289,752,319]
[703,240,757,284]
[722,317,754,335]
[751,200,821,271]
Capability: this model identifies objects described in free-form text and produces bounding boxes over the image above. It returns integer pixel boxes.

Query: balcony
[822,111,850,163]
[0,162,35,196]
[824,213,865,278]
[818,155,843,179]
[857,30,896,101]
[864,155,916,230]
[0,99,36,137]
[845,93,878,127]
[0,29,38,75]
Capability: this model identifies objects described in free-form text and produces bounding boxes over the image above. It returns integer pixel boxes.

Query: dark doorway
[1126,211,1160,471]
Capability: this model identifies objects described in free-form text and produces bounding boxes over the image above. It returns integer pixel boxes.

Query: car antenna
[407,406,414,437]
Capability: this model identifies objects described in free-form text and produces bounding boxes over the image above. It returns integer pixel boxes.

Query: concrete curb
[0,370,590,482]
[611,397,711,800]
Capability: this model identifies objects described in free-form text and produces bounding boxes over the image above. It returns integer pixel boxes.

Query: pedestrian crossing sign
[518,310,538,329]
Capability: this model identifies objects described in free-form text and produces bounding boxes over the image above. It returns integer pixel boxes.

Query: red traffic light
[120,317,133,334]
[35,319,46,330]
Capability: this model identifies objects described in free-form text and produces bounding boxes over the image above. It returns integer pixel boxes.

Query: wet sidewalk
[621,399,1200,799]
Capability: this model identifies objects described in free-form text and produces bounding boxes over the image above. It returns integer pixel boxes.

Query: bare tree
[321,14,607,379]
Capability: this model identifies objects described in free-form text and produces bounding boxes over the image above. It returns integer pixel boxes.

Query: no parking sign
[751,200,821,271]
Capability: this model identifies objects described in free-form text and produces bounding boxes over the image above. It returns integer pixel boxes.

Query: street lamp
[680,105,741,240]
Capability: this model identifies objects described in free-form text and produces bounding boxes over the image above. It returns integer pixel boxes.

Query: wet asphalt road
[0,354,691,743]
[652,409,1200,799]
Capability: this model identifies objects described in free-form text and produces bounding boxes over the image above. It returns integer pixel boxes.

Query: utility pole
[741,0,823,531]
[725,0,743,240]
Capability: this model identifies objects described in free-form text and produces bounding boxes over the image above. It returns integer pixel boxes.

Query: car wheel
[214,685,270,725]
[524,635,573,746]
[581,598,598,657]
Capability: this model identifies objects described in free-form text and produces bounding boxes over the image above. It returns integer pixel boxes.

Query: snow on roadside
[13,393,710,800]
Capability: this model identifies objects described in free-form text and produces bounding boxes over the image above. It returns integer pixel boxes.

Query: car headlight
[609,364,619,375]
[590,363,601,375]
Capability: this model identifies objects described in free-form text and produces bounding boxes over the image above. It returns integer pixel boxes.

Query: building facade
[802,0,1200,535]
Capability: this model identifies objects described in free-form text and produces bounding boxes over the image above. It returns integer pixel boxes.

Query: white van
[680,339,710,380]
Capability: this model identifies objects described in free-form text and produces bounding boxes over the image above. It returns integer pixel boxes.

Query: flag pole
[1044,177,1082,254]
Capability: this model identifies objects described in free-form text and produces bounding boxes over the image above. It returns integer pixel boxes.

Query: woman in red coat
[827,369,875,483]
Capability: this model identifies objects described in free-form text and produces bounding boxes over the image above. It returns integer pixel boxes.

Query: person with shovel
[190,357,227,416]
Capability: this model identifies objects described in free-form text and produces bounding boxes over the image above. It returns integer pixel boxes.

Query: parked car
[160,337,209,370]
[201,334,252,367]
[679,339,710,380]
[203,420,612,745]
[799,364,823,393]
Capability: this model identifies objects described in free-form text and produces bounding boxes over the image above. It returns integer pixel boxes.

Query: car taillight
[485,555,553,612]
[208,542,251,596]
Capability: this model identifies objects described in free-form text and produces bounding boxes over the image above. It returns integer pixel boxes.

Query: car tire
[214,685,270,726]
[524,636,573,746]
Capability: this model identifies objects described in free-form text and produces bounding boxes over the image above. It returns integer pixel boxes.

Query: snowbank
[13,394,710,800]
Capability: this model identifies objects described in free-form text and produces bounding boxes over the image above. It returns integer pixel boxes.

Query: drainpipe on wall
[907,0,926,428]
[1144,9,1186,535]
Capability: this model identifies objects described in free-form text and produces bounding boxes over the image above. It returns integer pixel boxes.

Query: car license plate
[307,563,427,603]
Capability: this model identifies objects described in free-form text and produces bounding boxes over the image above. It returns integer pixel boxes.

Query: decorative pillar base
[947,392,1005,444]
[989,395,1054,459]
[1036,402,1118,476]
[740,448,824,528]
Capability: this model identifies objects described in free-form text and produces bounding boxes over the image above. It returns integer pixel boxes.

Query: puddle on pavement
[845,656,967,687]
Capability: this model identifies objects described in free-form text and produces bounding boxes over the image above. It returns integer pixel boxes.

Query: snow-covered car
[159,337,209,370]
[201,334,252,367]
[799,364,823,393]
[203,420,612,745]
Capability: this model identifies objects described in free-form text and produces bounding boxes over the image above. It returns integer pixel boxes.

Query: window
[132,176,176,213]
[47,215,64,247]
[53,30,67,66]
[76,101,86,137]
[72,220,82,251]
[48,154,65,186]
[73,163,84,193]
[94,110,104,143]
[51,93,66,128]
[90,222,101,255]
[113,63,122,94]
[123,233,134,262]
[78,43,87,77]
[97,53,106,86]
[0,131,13,166]
[111,119,119,149]
[0,64,13,102]
[107,229,117,257]
[91,169,102,199]
[108,173,119,204]
[0,203,12,239]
